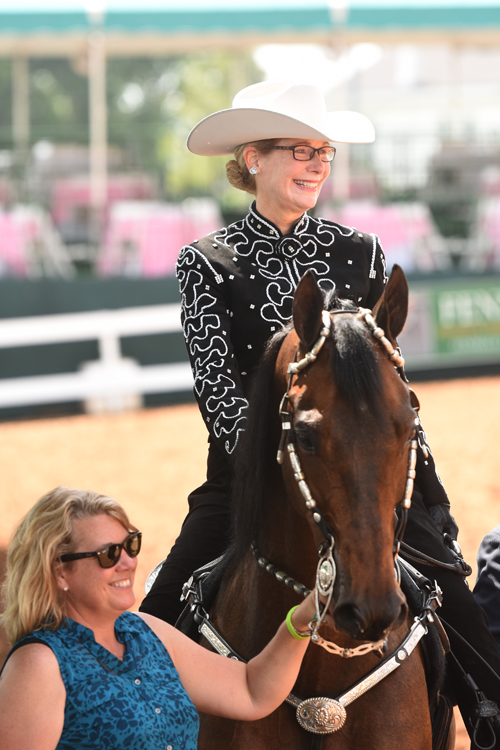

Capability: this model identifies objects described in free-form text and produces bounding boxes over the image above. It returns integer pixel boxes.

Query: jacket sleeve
[364,234,387,310]
[176,243,248,456]
[414,416,451,508]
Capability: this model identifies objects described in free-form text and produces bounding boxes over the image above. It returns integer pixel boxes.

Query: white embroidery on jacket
[176,209,381,455]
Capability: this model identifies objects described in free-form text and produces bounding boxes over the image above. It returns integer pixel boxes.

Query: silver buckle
[296,697,347,734]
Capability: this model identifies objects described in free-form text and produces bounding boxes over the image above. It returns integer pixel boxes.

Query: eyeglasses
[59,531,142,569]
[272,145,336,163]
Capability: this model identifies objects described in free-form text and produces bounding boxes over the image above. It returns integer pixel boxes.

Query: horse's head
[276,266,416,642]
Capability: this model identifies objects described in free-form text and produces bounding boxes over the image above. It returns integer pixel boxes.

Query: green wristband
[286,605,311,640]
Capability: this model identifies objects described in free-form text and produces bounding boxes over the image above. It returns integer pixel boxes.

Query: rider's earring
[63,586,69,592]
[249,166,259,175]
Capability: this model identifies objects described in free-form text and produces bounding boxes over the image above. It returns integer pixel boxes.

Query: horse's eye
[295,426,318,454]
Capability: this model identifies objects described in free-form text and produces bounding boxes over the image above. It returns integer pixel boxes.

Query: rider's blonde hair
[226,139,278,194]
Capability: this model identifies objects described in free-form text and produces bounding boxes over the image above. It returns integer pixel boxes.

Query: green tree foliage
[157,50,259,207]
[30,59,89,145]
[107,57,179,181]
[0,50,260,205]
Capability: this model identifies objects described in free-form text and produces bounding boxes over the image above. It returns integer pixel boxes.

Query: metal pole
[329,2,350,205]
[12,57,30,180]
[88,29,107,246]
[332,84,350,205]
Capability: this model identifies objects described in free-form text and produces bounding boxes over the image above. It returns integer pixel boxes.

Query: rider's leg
[139,438,231,625]
[404,489,500,744]
[474,525,500,650]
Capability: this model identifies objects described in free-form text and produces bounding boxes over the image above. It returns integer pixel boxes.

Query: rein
[251,543,387,658]
[400,539,473,577]
[275,307,419,652]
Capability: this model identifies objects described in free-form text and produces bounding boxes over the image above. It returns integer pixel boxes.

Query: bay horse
[196,265,452,750]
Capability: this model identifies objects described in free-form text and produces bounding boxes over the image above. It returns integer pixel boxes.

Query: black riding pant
[404,487,500,741]
[140,438,231,624]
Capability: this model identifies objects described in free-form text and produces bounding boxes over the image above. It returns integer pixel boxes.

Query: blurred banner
[399,277,500,369]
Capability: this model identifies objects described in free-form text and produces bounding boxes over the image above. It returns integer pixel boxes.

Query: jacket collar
[244,202,309,258]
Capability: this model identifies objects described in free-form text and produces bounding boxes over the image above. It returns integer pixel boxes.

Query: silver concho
[317,558,336,596]
[296,697,347,734]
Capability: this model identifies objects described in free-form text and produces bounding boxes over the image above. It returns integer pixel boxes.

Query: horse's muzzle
[333,598,408,642]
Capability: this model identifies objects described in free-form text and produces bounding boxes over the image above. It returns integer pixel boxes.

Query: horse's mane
[228,294,384,564]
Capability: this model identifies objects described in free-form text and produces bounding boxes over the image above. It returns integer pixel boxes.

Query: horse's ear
[372,264,408,343]
[293,270,324,349]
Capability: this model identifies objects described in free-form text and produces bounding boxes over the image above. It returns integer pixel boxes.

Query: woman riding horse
[140,80,500,743]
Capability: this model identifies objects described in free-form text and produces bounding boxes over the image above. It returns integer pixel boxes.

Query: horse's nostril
[334,596,407,641]
[333,603,367,638]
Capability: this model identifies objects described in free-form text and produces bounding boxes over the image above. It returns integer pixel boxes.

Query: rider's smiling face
[245,139,331,233]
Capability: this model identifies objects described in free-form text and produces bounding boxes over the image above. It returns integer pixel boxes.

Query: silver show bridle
[275,308,419,656]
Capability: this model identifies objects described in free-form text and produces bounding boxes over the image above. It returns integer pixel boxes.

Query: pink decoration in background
[98,199,223,277]
[51,174,155,227]
[0,208,49,276]
[319,202,444,272]
[0,213,27,275]
[0,207,73,278]
[476,198,500,269]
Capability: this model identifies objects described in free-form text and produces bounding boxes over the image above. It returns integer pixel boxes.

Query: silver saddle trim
[144,557,166,594]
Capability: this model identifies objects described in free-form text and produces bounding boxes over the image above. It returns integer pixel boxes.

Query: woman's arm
[139,593,322,720]
[0,643,65,750]
[176,241,248,456]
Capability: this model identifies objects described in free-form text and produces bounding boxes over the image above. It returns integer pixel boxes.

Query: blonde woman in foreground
[0,486,324,750]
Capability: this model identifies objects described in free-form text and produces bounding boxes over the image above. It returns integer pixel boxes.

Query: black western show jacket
[176,202,387,457]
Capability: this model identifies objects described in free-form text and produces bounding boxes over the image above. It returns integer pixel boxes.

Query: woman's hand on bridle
[292,590,335,634]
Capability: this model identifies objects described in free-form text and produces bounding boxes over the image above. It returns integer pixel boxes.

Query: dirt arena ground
[1,374,499,748]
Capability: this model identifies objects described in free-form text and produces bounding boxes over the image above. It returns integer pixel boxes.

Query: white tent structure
[2,0,500,225]
[2,1,500,54]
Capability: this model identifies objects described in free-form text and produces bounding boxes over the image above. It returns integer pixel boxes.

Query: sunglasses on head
[59,531,142,569]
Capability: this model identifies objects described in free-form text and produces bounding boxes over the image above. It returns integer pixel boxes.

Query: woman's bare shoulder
[1,641,61,683]
[135,611,175,640]
[0,642,66,750]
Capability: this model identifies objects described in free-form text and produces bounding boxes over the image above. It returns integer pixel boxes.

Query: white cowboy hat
[187,81,375,156]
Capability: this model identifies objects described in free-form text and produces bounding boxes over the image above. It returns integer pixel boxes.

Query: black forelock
[331,314,384,415]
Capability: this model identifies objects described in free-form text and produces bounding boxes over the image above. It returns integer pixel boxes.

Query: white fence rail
[0,304,193,412]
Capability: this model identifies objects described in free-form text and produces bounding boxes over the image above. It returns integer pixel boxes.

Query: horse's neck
[258,487,320,591]
[211,503,310,642]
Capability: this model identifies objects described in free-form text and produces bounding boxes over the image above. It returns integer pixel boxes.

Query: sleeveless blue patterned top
[9,612,199,750]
